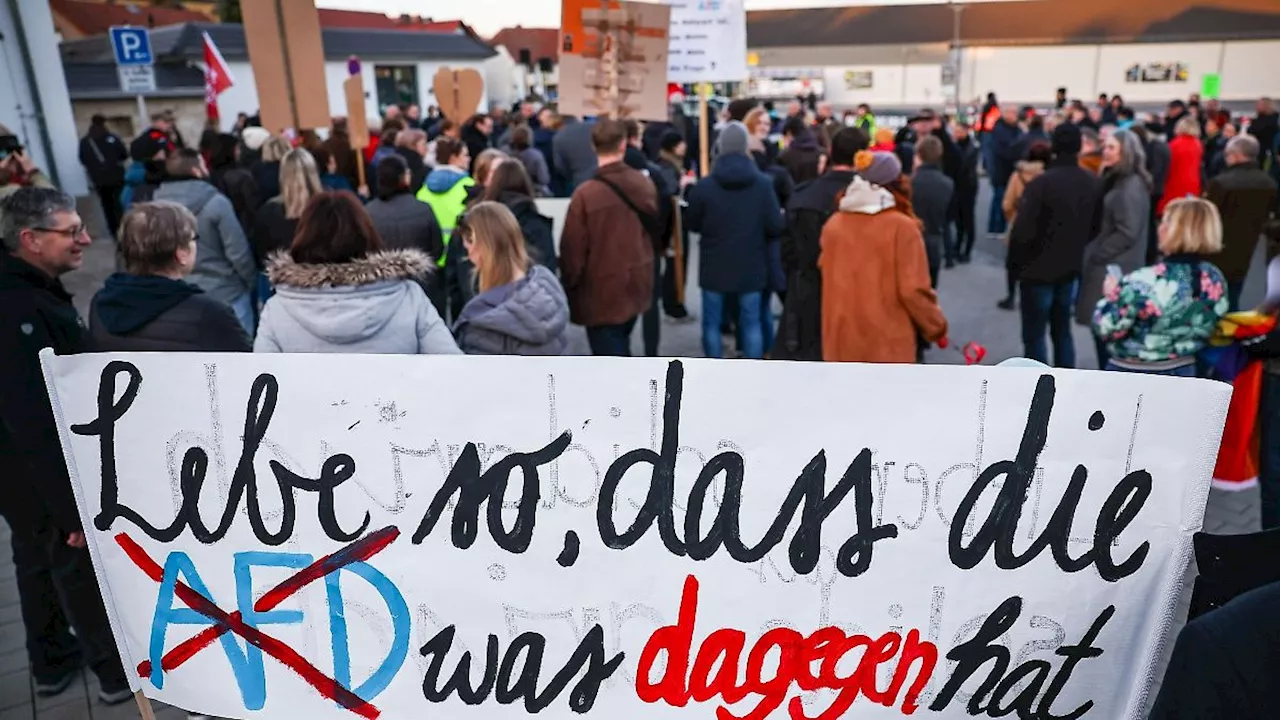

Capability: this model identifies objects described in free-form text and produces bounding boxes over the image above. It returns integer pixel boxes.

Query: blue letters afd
[148,551,410,710]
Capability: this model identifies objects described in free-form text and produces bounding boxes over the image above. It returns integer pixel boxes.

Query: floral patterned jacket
[1092,256,1229,362]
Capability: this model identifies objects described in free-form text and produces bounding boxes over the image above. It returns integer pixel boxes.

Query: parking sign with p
[110,26,153,66]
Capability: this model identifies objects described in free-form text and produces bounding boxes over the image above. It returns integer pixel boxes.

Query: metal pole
[951,2,963,109]
[135,94,148,135]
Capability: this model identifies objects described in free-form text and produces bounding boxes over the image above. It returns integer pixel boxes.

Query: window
[374,65,419,112]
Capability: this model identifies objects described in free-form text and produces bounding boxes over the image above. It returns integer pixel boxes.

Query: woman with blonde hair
[452,201,568,355]
[251,148,322,263]
[1159,115,1204,216]
[1093,197,1228,376]
[251,148,322,300]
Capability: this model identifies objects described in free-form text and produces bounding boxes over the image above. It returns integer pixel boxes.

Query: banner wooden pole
[355,150,366,196]
[672,195,685,305]
[134,691,157,720]
[697,82,710,177]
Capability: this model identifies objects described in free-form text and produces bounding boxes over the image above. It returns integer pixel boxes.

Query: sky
[313,0,987,37]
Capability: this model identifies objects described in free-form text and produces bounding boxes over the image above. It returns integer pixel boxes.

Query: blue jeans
[1104,360,1196,377]
[988,183,1008,234]
[1262,373,1280,529]
[586,317,637,356]
[230,292,256,337]
[1020,280,1077,368]
[703,290,763,359]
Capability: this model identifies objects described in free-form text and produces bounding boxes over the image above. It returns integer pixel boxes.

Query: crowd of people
[1,86,1279,715]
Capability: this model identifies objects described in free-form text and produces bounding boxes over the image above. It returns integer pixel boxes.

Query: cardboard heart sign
[433,67,485,123]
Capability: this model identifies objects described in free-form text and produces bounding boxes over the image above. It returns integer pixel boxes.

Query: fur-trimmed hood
[258,249,438,349]
[265,249,432,289]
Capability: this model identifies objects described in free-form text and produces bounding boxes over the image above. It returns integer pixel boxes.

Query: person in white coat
[255,191,460,355]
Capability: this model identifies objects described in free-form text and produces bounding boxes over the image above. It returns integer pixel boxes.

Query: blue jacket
[686,153,785,294]
[988,120,1025,187]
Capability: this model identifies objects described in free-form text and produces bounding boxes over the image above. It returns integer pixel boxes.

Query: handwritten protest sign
[41,352,1229,719]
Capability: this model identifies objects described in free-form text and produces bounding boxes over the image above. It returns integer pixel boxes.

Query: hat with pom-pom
[854,150,902,186]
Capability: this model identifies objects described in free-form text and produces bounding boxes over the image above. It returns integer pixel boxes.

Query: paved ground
[1,185,1264,718]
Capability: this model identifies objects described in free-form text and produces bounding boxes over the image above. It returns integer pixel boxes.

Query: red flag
[203,31,234,122]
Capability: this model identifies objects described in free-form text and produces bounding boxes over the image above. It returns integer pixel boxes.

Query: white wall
[761,39,1280,109]
[485,48,519,108]
[2,0,87,195]
[1220,40,1280,101]
[965,46,1097,106]
[217,57,492,131]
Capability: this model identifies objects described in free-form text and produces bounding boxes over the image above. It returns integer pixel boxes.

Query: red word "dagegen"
[636,576,937,720]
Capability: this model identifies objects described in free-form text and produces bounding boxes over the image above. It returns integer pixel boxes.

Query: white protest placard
[41,352,1229,720]
[667,0,748,83]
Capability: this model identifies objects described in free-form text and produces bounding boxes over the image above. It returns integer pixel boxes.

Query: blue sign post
[110,27,156,133]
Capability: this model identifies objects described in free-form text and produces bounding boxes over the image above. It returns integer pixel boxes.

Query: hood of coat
[264,249,433,346]
[498,191,538,219]
[711,153,760,189]
[425,166,470,193]
[93,273,202,334]
[155,178,218,209]
[838,176,895,215]
[455,265,567,345]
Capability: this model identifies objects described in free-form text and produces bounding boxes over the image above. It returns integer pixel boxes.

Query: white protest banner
[667,0,748,83]
[41,352,1229,720]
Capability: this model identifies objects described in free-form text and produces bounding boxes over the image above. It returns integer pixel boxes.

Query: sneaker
[997,297,1016,311]
[945,259,957,269]
[34,667,79,697]
[665,312,697,325]
[98,682,133,705]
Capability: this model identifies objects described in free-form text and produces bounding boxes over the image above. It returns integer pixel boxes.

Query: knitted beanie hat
[716,121,750,157]
[854,150,902,186]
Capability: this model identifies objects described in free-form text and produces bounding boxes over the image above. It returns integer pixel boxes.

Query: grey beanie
[716,121,750,157]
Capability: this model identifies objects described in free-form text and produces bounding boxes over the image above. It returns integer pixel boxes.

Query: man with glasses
[0,187,131,705]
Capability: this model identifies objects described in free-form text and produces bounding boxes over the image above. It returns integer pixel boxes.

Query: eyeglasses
[34,225,88,239]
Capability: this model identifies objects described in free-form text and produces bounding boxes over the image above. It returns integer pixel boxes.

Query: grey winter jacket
[1076,171,1151,324]
[365,193,444,259]
[153,179,256,305]
[254,249,461,355]
[911,164,954,276]
[553,118,598,192]
[515,147,552,195]
[453,266,569,355]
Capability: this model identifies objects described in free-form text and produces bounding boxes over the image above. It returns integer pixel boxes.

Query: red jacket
[1159,134,1203,215]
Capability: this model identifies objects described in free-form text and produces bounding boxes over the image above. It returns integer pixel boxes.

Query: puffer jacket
[255,249,461,355]
[453,266,569,355]
[1093,256,1229,362]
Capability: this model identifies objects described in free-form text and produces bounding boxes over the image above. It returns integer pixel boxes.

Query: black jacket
[1150,580,1280,719]
[1146,138,1172,197]
[1008,155,1104,284]
[1252,111,1279,160]
[1207,162,1279,283]
[954,137,981,195]
[251,199,298,267]
[462,125,492,174]
[89,274,251,352]
[498,191,557,273]
[778,132,824,186]
[251,160,281,202]
[396,146,429,193]
[78,128,128,187]
[988,120,1025,186]
[0,254,89,536]
[686,153,784,294]
[774,168,854,360]
[210,165,260,236]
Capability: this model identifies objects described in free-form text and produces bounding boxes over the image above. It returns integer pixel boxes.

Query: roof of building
[489,26,560,64]
[59,21,497,64]
[62,62,204,100]
[745,0,1280,48]
[50,0,210,37]
[316,9,476,36]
